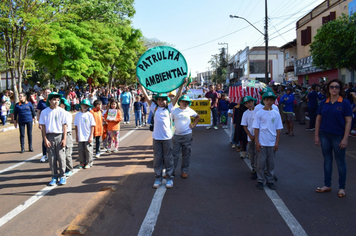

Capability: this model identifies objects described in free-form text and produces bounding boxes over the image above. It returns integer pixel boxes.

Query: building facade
[296,0,354,85]
[228,46,284,84]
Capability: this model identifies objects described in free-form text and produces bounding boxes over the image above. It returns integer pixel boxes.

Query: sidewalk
[0,122,17,133]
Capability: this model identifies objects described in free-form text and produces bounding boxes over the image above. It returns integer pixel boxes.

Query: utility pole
[265,0,269,84]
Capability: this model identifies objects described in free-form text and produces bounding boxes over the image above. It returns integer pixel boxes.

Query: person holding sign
[171,95,200,179]
[104,99,123,153]
[138,78,187,189]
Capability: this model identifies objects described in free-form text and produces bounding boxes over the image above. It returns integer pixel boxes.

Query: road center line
[0,128,137,228]
[137,180,167,236]
[224,129,307,236]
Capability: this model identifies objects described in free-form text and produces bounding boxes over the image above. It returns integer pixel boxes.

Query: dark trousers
[19,121,33,148]
[308,107,318,128]
[95,136,101,154]
[211,107,218,126]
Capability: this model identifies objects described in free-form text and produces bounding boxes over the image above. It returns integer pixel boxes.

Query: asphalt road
[1,116,356,236]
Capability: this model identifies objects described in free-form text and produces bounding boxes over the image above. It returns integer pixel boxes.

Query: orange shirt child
[104,109,123,131]
[90,108,103,137]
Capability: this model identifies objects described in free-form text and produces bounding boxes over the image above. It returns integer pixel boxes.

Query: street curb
[0,126,17,133]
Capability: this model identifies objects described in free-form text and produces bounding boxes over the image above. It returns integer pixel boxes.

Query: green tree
[0,0,64,102]
[310,13,356,73]
[142,37,175,49]
[208,48,227,84]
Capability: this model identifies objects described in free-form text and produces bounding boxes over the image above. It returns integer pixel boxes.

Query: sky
[131,0,325,78]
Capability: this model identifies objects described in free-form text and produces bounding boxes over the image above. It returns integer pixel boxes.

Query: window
[322,11,336,25]
[301,26,311,46]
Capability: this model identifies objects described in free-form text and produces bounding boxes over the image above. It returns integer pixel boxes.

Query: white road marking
[224,129,307,236]
[137,180,167,236]
[0,128,137,228]
[0,153,42,174]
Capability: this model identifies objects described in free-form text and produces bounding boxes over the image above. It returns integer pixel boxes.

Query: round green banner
[136,46,188,93]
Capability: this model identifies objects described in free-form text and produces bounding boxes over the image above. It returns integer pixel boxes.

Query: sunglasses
[330,85,340,90]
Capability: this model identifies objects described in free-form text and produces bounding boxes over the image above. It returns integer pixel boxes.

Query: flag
[200,74,205,86]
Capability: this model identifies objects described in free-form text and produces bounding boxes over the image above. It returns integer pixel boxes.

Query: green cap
[46,92,63,107]
[154,93,171,103]
[261,91,278,105]
[60,97,71,111]
[177,95,192,106]
[240,96,257,105]
[79,99,93,108]
[259,87,273,95]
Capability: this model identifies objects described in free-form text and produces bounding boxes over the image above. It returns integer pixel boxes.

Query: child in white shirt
[252,92,283,190]
[74,99,96,169]
[240,96,258,180]
[39,92,67,186]
[139,78,186,189]
[59,97,74,177]
[171,95,200,179]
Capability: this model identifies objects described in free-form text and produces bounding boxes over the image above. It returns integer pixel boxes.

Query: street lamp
[229,0,269,84]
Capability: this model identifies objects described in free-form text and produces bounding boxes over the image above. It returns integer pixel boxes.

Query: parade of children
[9,78,352,197]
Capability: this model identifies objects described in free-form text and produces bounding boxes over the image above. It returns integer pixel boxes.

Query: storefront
[295,56,338,85]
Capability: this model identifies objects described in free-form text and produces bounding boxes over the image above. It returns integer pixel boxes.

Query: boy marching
[39,92,68,186]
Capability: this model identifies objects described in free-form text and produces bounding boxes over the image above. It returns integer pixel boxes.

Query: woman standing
[120,87,132,124]
[14,93,37,153]
[315,79,352,198]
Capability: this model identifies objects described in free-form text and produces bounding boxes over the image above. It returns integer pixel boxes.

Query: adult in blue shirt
[306,84,318,130]
[315,79,352,198]
[14,93,37,153]
[279,87,295,136]
[120,87,132,124]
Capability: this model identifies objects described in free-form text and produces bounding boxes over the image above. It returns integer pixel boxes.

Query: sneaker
[250,171,257,180]
[95,153,100,158]
[256,182,264,190]
[84,164,91,169]
[213,126,218,130]
[231,144,236,148]
[127,121,130,124]
[59,177,67,185]
[65,171,73,177]
[136,126,138,128]
[101,148,107,152]
[206,126,212,129]
[166,179,174,188]
[181,173,188,179]
[124,121,127,124]
[77,164,84,169]
[139,125,142,128]
[40,155,47,163]
[267,183,276,190]
[112,149,119,153]
[153,180,162,189]
[106,150,112,153]
[49,177,57,186]
[305,127,315,131]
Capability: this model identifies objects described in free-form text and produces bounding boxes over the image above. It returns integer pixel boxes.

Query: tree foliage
[208,48,228,84]
[310,13,356,71]
[0,0,64,101]
[142,37,175,49]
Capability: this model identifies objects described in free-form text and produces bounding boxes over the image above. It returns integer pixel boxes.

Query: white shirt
[39,107,67,134]
[172,107,198,135]
[64,110,72,132]
[252,109,283,146]
[74,111,96,142]
[254,103,279,117]
[1,104,7,116]
[241,109,255,141]
[150,103,173,140]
